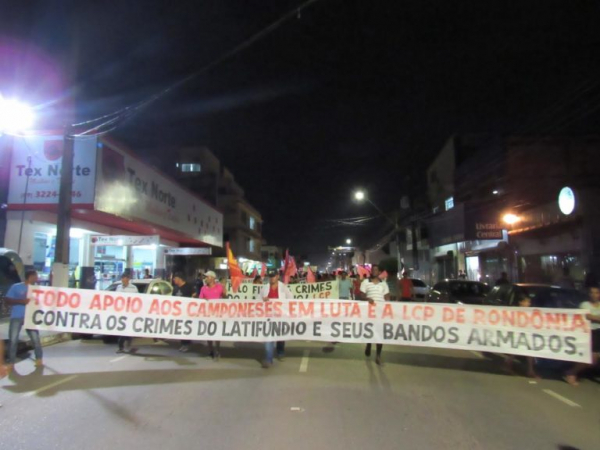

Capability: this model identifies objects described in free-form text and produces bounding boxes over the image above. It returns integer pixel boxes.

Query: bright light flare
[346,238,352,244]
[0,96,35,132]
[354,191,365,201]
[502,213,521,225]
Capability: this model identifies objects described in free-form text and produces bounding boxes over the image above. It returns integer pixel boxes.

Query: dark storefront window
[519,253,583,288]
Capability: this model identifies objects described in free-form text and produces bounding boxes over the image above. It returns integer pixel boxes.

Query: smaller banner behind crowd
[25,286,592,363]
[225,280,338,300]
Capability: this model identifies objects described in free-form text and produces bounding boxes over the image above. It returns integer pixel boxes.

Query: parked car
[106,279,173,296]
[410,278,429,301]
[484,283,586,309]
[427,280,490,305]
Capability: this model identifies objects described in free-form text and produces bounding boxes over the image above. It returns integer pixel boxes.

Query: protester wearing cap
[116,272,139,353]
[198,271,226,360]
[260,269,293,368]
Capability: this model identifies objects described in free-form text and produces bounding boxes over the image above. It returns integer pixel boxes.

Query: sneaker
[564,375,579,386]
[179,345,189,353]
[34,359,44,368]
[375,356,383,366]
[261,360,272,369]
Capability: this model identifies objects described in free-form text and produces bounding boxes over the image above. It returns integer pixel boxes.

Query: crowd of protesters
[2,264,600,383]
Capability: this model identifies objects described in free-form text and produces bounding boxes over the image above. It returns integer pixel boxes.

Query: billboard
[95,141,223,247]
[7,134,98,206]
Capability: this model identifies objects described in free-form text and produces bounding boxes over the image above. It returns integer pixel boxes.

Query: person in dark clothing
[495,272,510,286]
[173,272,195,352]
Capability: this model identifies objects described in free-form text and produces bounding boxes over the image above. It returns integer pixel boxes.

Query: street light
[346,238,352,245]
[503,213,521,225]
[352,190,403,276]
[0,96,35,134]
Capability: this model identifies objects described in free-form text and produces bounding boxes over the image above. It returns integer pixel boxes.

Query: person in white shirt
[260,269,294,368]
[565,286,600,386]
[359,264,390,365]
[116,273,139,353]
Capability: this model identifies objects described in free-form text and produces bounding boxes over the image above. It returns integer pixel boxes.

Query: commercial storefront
[4,134,223,286]
[507,189,588,288]
[427,203,508,283]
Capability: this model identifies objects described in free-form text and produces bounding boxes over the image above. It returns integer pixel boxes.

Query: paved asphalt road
[1,339,599,450]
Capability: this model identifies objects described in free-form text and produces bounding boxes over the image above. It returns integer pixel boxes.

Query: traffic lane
[1,341,479,450]
[1,340,599,450]
[293,344,600,450]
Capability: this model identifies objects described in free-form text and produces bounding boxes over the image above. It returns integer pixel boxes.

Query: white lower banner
[24,286,592,363]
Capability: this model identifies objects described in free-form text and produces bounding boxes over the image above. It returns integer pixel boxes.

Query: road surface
[1,339,598,450]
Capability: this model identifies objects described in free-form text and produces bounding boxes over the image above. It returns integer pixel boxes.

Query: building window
[181,163,201,173]
[249,238,255,252]
[249,216,256,230]
[445,197,454,211]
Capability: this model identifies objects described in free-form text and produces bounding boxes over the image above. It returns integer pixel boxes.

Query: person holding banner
[116,272,139,354]
[5,270,43,370]
[564,286,600,386]
[260,269,294,369]
[359,265,390,366]
[503,294,538,379]
[199,271,226,360]
[173,272,196,353]
[339,271,353,300]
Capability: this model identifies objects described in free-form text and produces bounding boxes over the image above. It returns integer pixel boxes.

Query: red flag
[284,255,298,284]
[226,242,244,293]
[250,267,258,278]
[306,266,316,283]
[357,265,369,279]
[282,249,290,276]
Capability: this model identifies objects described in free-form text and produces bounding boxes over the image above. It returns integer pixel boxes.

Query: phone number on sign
[33,190,83,198]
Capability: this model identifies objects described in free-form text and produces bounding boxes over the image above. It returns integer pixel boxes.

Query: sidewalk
[0,318,71,351]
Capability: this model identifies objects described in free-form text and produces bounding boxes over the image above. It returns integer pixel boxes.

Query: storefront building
[4,134,223,286]
[427,203,508,283]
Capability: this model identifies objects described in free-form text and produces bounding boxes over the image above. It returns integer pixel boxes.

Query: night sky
[2,1,600,265]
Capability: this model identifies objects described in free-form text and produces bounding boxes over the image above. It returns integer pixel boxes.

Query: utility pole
[52,126,74,287]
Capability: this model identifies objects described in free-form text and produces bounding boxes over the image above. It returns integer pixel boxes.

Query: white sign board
[90,235,160,246]
[558,186,576,216]
[94,141,223,247]
[7,134,98,206]
[166,247,212,255]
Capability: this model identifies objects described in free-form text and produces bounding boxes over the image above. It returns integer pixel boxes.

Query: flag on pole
[225,242,244,293]
[250,267,258,279]
[260,263,267,278]
[283,252,298,284]
[306,266,316,283]
[357,265,370,279]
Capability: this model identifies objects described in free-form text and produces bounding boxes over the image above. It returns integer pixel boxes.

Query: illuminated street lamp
[0,96,35,134]
[352,190,403,275]
[346,238,352,245]
[502,213,521,225]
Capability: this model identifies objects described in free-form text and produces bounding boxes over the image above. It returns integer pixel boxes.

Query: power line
[72,0,322,137]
